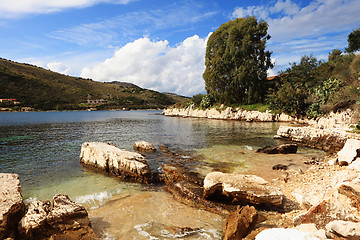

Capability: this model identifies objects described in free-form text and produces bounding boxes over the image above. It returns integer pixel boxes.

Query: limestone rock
[294,180,360,228]
[255,228,321,240]
[133,141,156,153]
[223,205,258,240]
[256,144,298,154]
[203,172,284,207]
[18,194,97,240]
[337,139,360,165]
[326,220,360,240]
[0,173,25,240]
[80,142,151,183]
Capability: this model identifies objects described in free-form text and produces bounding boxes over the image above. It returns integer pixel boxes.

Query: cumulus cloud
[0,0,134,18]
[47,62,71,75]
[81,35,209,96]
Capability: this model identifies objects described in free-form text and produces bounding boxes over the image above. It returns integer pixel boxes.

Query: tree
[346,27,360,53]
[203,16,273,105]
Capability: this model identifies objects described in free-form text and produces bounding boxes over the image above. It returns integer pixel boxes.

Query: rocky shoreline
[2,108,360,239]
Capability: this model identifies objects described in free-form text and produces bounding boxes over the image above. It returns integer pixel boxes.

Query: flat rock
[223,205,258,240]
[18,194,97,240]
[203,172,284,208]
[256,144,298,154]
[80,142,151,183]
[326,220,360,239]
[0,173,25,240]
[133,141,156,153]
[337,139,360,165]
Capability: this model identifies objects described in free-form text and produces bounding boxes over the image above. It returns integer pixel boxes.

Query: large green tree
[346,27,360,53]
[203,16,273,104]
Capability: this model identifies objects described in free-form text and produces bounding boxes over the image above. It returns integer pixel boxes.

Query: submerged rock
[223,205,258,240]
[18,194,97,240]
[0,173,25,240]
[80,142,151,183]
[256,144,298,154]
[337,139,360,165]
[133,141,156,153]
[203,172,284,208]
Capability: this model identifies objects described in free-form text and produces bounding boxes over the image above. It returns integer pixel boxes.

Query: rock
[326,220,360,239]
[162,164,202,185]
[256,144,298,154]
[294,180,360,228]
[348,158,360,171]
[255,228,321,240]
[80,142,151,183]
[223,205,258,240]
[295,224,327,240]
[337,139,360,165]
[18,194,97,240]
[133,141,156,153]
[276,126,360,152]
[272,164,288,170]
[327,158,338,166]
[203,172,284,208]
[0,173,25,240]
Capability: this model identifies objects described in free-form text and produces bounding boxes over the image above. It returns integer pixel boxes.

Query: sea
[0,110,325,239]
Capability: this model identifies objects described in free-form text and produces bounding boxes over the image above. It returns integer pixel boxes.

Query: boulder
[203,172,284,208]
[133,141,156,153]
[255,228,321,240]
[80,142,151,183]
[18,194,97,240]
[272,164,288,170]
[294,180,360,228]
[337,139,360,165]
[256,144,298,154]
[326,220,360,240]
[0,173,25,240]
[223,205,258,240]
[162,164,231,215]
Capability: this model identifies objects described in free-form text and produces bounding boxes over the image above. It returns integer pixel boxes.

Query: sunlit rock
[133,141,156,153]
[80,142,151,183]
[203,172,284,207]
[337,139,360,165]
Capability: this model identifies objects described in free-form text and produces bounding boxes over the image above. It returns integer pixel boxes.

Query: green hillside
[0,58,189,111]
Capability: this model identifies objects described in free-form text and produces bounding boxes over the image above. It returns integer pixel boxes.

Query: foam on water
[75,189,122,209]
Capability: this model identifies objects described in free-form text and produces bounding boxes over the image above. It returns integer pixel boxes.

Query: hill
[0,58,189,111]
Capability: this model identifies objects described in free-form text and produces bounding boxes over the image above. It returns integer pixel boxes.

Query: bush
[199,94,214,110]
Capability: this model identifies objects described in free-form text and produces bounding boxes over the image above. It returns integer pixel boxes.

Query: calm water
[0,110,324,239]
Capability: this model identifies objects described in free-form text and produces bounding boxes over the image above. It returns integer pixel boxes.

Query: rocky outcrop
[276,126,360,152]
[0,173,25,240]
[18,194,97,239]
[133,141,156,153]
[203,172,284,208]
[294,179,360,229]
[223,205,258,240]
[256,144,298,154]
[337,139,360,165]
[80,142,151,183]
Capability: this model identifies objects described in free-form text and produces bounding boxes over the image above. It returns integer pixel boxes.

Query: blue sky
[0,0,359,96]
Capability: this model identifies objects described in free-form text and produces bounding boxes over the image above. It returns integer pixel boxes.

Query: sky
[0,0,359,96]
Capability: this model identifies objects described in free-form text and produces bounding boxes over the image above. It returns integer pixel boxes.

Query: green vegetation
[0,58,188,111]
[346,27,360,53]
[203,16,272,105]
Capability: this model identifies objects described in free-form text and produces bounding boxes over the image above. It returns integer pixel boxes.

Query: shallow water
[0,110,324,239]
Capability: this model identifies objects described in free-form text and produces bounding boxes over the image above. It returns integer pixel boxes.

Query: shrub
[199,94,214,109]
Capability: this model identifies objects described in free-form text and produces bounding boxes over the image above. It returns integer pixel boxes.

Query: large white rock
[203,172,284,207]
[326,220,360,239]
[80,142,151,182]
[255,228,321,240]
[337,139,360,164]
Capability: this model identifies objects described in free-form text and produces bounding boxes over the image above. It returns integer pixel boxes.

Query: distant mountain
[0,58,189,110]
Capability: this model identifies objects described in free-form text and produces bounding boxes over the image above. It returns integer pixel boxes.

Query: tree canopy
[346,27,360,53]
[203,16,273,105]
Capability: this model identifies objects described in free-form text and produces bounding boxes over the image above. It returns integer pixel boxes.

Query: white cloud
[232,5,269,19]
[47,62,71,75]
[270,0,299,16]
[81,35,210,96]
[0,0,134,18]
